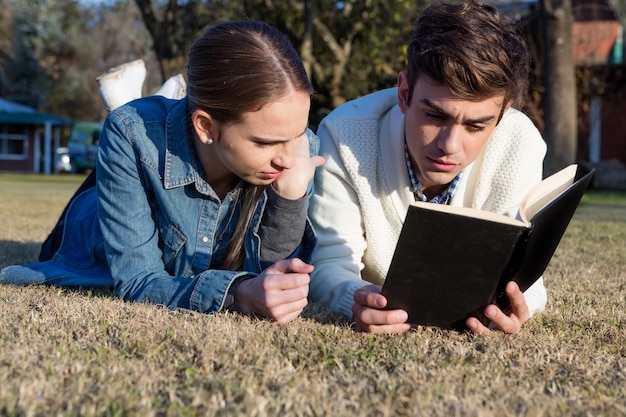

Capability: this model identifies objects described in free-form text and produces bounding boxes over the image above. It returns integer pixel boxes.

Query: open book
[380,164,594,330]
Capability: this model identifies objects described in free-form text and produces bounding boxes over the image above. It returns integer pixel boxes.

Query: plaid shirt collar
[404,142,463,205]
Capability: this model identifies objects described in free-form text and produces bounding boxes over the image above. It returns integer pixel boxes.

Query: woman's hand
[271,134,325,200]
[232,258,313,324]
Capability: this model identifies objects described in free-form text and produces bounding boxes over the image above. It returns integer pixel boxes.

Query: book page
[411,201,526,227]
[519,164,578,223]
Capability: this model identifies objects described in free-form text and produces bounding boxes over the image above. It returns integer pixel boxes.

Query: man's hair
[405,0,530,109]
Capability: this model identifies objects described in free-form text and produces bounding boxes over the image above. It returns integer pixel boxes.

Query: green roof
[0,112,73,125]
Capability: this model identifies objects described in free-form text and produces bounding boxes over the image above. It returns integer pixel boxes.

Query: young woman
[1,20,324,324]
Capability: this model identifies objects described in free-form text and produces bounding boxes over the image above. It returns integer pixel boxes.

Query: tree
[134,0,235,84]
[2,0,434,125]
[131,0,429,125]
[0,0,160,122]
[540,0,578,175]
[3,0,52,109]
[0,0,12,98]
[133,0,181,83]
[304,0,424,119]
[247,0,425,122]
[92,0,160,100]
[37,0,105,121]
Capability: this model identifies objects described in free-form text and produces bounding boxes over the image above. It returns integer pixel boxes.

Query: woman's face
[198,89,311,188]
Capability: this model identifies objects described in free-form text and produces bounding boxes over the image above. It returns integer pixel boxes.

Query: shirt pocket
[159,223,186,269]
[147,191,188,270]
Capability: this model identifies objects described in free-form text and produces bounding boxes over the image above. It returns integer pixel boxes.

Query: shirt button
[202,236,209,243]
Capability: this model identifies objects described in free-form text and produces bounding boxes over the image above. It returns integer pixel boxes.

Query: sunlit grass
[580,189,626,206]
[0,173,625,416]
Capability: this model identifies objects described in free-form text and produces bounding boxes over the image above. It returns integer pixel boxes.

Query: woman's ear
[191,110,215,145]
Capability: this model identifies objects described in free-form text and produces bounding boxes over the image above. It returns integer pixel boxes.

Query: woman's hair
[186,20,313,123]
[186,20,313,270]
[405,0,530,111]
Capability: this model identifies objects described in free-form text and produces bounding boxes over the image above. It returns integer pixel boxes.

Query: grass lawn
[0,172,625,416]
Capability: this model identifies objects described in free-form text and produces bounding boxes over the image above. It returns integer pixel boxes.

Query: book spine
[493,227,533,310]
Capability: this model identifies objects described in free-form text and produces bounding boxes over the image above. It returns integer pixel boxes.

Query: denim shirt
[0,96,318,314]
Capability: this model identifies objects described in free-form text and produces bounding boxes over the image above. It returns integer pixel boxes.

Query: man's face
[398,72,508,199]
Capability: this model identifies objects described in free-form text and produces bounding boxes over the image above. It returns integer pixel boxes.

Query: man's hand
[466,281,530,334]
[233,258,312,324]
[352,285,412,334]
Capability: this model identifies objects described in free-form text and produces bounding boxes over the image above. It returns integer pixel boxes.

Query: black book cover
[381,165,594,330]
[494,166,594,308]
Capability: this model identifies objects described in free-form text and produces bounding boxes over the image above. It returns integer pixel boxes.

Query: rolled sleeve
[191,270,255,312]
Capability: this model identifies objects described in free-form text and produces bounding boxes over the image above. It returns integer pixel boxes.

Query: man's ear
[497,101,513,125]
[397,72,410,114]
[191,110,215,144]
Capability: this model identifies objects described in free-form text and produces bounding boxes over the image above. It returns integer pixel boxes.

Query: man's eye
[467,125,485,133]
[426,112,445,121]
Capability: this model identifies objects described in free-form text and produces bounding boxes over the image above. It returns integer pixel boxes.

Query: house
[516,0,626,179]
[0,98,73,174]
[570,0,626,170]
[572,0,622,65]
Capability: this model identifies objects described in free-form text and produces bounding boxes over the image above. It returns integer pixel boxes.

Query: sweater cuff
[523,276,547,317]
[267,184,307,209]
[334,280,370,319]
[258,186,307,262]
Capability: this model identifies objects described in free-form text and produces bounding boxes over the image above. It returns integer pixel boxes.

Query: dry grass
[0,172,625,417]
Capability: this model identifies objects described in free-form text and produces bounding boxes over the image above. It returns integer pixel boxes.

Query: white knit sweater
[309,88,548,318]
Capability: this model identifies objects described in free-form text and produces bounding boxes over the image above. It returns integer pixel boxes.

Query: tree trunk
[134,0,178,84]
[300,0,315,82]
[541,0,577,176]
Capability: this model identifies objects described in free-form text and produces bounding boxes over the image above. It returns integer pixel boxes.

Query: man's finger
[506,281,529,322]
[354,321,412,334]
[353,285,386,308]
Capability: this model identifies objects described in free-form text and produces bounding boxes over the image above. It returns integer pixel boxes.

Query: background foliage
[0,0,482,125]
[2,0,161,123]
[0,0,443,127]
[1,0,623,166]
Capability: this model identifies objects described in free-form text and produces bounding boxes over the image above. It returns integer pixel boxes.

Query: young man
[309,0,548,334]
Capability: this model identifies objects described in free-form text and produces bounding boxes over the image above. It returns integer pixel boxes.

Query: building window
[0,124,28,159]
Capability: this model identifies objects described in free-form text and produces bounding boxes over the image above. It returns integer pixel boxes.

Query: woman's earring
[207,138,213,145]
